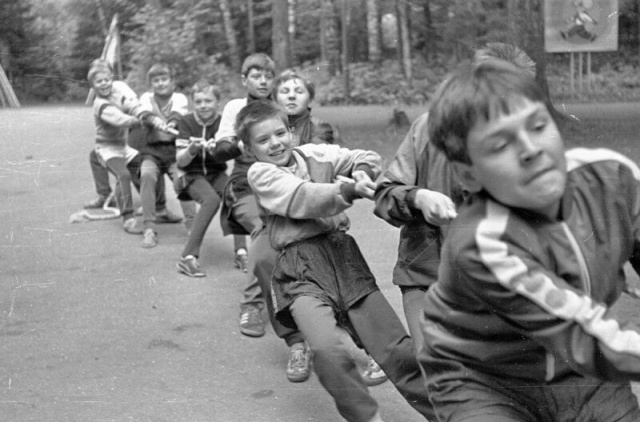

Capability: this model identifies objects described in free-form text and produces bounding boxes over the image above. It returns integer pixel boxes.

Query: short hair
[474,42,536,78]
[273,69,316,101]
[87,60,112,82]
[147,62,172,81]
[241,53,275,77]
[190,79,221,100]
[428,60,552,164]
[235,100,288,145]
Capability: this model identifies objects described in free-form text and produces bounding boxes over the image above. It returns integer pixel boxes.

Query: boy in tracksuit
[419,59,640,421]
[239,100,434,422]
[373,43,536,353]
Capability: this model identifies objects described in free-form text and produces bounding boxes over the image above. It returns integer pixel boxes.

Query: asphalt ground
[1,104,639,422]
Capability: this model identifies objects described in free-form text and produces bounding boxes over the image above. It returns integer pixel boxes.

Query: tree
[396,0,411,81]
[272,0,292,69]
[366,0,381,62]
[320,0,340,75]
[220,0,241,71]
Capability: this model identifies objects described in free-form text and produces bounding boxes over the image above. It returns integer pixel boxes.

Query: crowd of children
[85,44,640,422]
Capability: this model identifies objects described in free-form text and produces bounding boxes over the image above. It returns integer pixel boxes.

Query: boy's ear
[241,139,255,159]
[451,161,483,193]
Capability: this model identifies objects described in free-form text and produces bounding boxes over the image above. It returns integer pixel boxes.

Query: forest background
[2,0,640,107]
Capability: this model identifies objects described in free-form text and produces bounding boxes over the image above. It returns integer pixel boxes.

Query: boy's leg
[86,149,112,208]
[233,195,265,310]
[126,154,167,211]
[401,286,429,354]
[140,158,160,231]
[181,177,221,259]
[348,290,436,421]
[290,295,379,422]
[104,157,134,223]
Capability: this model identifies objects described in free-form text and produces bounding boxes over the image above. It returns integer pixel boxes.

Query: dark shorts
[424,362,640,422]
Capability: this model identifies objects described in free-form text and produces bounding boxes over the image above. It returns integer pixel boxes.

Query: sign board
[544,0,618,52]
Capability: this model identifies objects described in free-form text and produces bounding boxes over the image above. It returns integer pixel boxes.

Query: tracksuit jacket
[420,147,640,384]
[374,112,465,288]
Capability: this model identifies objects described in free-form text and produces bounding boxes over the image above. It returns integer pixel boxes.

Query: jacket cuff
[354,164,375,180]
[340,182,359,203]
[406,187,420,210]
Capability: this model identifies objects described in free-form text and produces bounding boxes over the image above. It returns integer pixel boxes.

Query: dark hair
[190,79,221,100]
[235,99,288,145]
[273,69,316,101]
[474,42,536,78]
[147,62,172,82]
[429,59,553,164]
[241,53,275,77]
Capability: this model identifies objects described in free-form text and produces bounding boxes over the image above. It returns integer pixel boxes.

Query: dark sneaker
[239,306,265,337]
[234,249,248,273]
[362,355,388,386]
[156,208,182,224]
[141,228,158,248]
[123,218,144,235]
[286,342,312,383]
[177,255,206,277]
[84,196,107,209]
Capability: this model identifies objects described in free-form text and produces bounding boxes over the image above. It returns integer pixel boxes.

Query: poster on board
[544,0,618,52]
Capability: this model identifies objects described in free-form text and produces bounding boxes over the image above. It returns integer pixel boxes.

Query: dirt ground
[1,104,639,422]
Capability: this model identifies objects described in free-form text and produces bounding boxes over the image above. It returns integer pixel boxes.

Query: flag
[86,14,121,105]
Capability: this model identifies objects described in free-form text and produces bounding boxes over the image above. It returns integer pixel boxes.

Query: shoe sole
[239,327,265,337]
[363,376,389,387]
[176,263,205,277]
[287,372,311,383]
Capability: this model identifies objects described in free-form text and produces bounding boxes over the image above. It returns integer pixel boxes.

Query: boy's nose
[518,133,542,164]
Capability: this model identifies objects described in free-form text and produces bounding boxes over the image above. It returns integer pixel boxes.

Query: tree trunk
[366,0,381,62]
[396,0,412,82]
[341,0,350,101]
[247,0,255,54]
[272,0,291,70]
[288,0,296,65]
[220,0,241,71]
[422,0,435,60]
[321,0,340,76]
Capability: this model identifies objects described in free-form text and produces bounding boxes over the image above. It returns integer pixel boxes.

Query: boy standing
[373,43,536,352]
[136,63,194,248]
[214,53,276,337]
[240,100,435,422]
[174,81,231,277]
[419,59,640,421]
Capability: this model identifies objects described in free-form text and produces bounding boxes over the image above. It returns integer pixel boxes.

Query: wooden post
[570,52,575,98]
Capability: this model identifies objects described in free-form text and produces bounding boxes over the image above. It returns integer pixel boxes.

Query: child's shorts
[95,143,138,166]
[425,361,640,422]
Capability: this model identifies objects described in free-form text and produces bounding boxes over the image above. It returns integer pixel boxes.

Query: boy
[88,61,168,233]
[214,53,276,337]
[136,63,194,248]
[173,81,231,277]
[240,100,435,422]
[373,43,536,352]
[419,59,640,421]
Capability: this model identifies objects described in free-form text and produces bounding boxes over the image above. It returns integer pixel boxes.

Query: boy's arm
[208,138,242,162]
[98,103,140,128]
[459,225,640,381]
[248,162,363,219]
[374,113,456,227]
[214,99,244,142]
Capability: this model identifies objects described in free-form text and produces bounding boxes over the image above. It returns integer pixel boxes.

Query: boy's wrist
[340,182,360,203]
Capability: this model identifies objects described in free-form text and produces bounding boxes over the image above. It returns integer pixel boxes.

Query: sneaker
[84,196,107,209]
[123,218,144,235]
[362,355,388,386]
[286,342,312,383]
[141,228,158,248]
[176,255,206,277]
[106,195,117,208]
[234,249,248,273]
[156,208,182,224]
[239,305,265,337]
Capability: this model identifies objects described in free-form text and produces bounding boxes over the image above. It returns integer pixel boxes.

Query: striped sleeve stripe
[476,201,640,356]
[566,147,640,180]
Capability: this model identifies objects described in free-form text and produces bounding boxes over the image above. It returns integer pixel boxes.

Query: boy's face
[242,68,274,99]
[150,74,174,97]
[246,116,294,167]
[456,99,567,219]
[276,78,311,116]
[92,71,113,98]
[193,91,218,121]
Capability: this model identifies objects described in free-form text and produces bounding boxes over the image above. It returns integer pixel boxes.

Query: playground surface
[1,104,639,421]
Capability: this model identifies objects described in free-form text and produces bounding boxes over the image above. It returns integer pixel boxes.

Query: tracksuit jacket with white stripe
[420,147,640,383]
